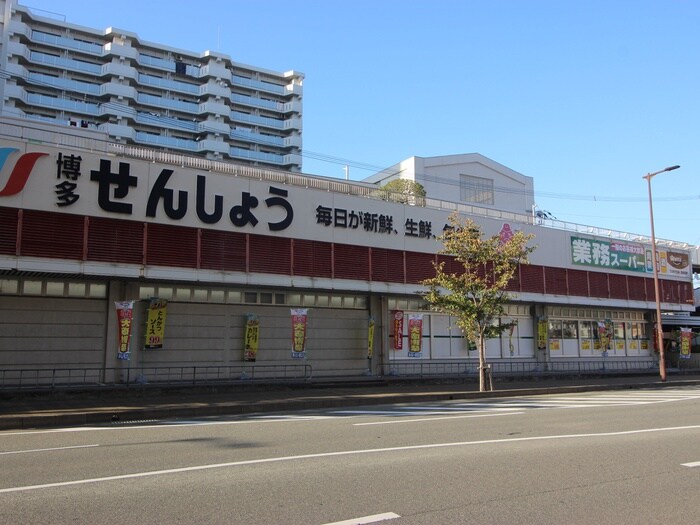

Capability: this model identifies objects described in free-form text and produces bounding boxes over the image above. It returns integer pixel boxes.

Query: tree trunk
[478,333,492,392]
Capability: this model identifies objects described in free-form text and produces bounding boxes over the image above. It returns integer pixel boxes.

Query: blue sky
[21,0,700,245]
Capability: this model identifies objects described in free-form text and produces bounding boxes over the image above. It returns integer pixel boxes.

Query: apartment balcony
[98,101,135,120]
[6,19,30,39]
[199,117,230,135]
[199,99,229,117]
[229,147,284,164]
[99,122,136,141]
[30,30,103,56]
[4,62,28,82]
[285,83,303,96]
[138,73,199,95]
[28,51,102,75]
[101,62,138,80]
[136,93,198,114]
[284,134,302,148]
[282,99,302,114]
[99,82,137,100]
[231,75,286,95]
[198,61,230,80]
[199,81,230,99]
[230,128,284,147]
[283,153,302,167]
[232,93,282,112]
[6,41,29,60]
[26,73,100,96]
[197,138,229,155]
[284,116,302,131]
[137,53,175,71]
[135,131,197,152]
[135,112,198,133]
[26,93,99,115]
[231,111,284,130]
[103,42,139,61]
[3,83,27,103]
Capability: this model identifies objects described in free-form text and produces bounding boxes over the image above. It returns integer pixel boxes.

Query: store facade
[0,118,695,385]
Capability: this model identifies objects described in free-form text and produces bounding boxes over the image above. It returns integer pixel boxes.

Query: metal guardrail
[2,358,699,392]
[385,358,698,379]
[0,364,313,391]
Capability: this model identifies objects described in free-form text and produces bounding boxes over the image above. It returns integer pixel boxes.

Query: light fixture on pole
[643,164,680,382]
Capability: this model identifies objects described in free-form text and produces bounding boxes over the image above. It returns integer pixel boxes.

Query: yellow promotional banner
[680,328,692,359]
[597,320,612,354]
[291,308,308,359]
[115,301,134,361]
[537,319,547,350]
[244,314,260,362]
[144,298,167,349]
[408,313,423,357]
[367,317,375,359]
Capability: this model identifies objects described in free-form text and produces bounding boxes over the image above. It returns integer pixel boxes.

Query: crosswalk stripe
[329,388,700,418]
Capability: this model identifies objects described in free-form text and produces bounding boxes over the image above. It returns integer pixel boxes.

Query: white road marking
[0,415,336,437]
[681,461,700,468]
[353,411,524,425]
[323,512,401,524]
[0,444,99,455]
[1,424,698,494]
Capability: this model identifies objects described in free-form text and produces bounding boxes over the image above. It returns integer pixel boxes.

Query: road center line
[681,461,700,468]
[0,444,99,456]
[1,424,699,494]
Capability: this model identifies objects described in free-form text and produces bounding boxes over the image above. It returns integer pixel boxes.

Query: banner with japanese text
[115,301,134,361]
[537,318,547,350]
[571,237,647,273]
[408,314,423,358]
[597,320,612,354]
[680,328,692,359]
[393,311,404,350]
[244,314,260,362]
[367,317,375,359]
[291,308,308,359]
[144,298,167,349]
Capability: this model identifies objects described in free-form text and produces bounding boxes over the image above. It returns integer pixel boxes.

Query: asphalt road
[2,386,700,524]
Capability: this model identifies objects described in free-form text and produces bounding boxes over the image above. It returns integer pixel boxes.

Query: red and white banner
[115,301,134,361]
[393,311,404,350]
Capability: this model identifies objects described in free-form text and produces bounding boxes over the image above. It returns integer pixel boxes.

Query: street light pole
[643,164,680,382]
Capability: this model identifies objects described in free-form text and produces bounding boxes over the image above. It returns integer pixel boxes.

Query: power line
[1,68,696,205]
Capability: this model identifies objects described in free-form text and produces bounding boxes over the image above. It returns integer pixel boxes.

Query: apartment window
[460,174,494,205]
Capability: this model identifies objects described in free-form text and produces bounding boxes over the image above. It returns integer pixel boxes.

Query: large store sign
[0,143,442,251]
[570,236,690,278]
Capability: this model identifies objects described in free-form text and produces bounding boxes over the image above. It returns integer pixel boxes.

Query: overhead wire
[1,66,697,207]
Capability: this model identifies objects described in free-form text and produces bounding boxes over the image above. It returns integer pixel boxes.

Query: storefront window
[563,320,578,339]
[614,322,625,340]
[548,320,562,339]
[579,321,594,339]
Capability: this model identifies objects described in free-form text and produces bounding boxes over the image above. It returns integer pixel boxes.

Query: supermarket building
[0,117,696,385]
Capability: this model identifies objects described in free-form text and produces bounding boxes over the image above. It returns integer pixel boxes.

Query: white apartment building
[0,0,304,171]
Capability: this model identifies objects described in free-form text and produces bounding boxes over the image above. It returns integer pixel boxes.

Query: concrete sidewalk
[3,373,700,431]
